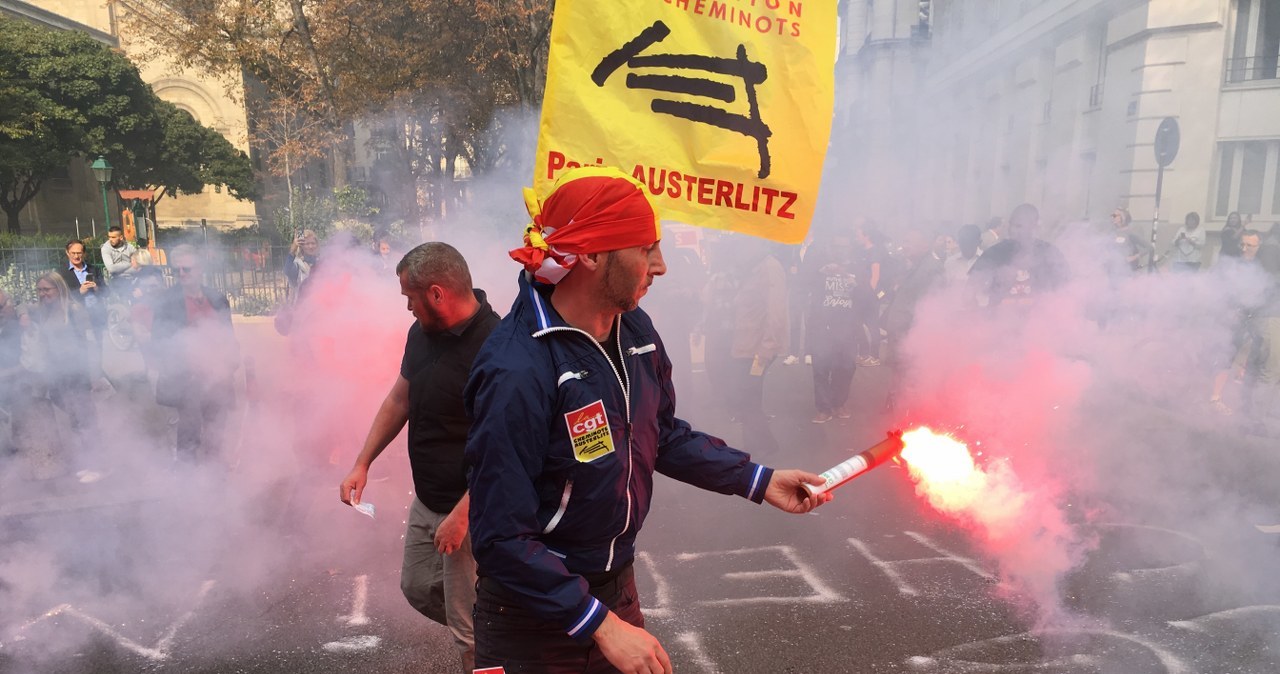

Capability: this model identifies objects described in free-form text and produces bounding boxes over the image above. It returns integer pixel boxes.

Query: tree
[142,100,259,203]
[0,17,257,233]
[120,0,552,222]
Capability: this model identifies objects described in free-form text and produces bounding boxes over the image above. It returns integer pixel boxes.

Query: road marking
[906,628,1191,674]
[903,532,996,580]
[677,632,722,674]
[6,580,216,662]
[1169,605,1280,633]
[322,635,381,652]
[675,545,842,605]
[848,535,995,597]
[340,574,370,626]
[636,551,674,618]
[1097,523,1204,583]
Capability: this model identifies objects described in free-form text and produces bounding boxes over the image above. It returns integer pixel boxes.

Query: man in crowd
[1168,212,1206,273]
[944,224,983,286]
[339,242,499,672]
[1107,207,1153,276]
[968,203,1068,308]
[806,230,859,423]
[60,239,107,338]
[100,225,139,281]
[1208,230,1267,414]
[148,245,239,462]
[729,236,789,450]
[465,167,830,673]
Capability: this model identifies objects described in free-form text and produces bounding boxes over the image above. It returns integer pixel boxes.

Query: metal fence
[1226,55,1280,84]
[0,245,295,314]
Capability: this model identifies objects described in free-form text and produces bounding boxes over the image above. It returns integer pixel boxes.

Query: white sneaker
[782,355,799,366]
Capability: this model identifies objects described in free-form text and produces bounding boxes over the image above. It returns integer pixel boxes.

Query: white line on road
[340,574,370,626]
[322,635,382,652]
[677,632,722,674]
[6,580,217,662]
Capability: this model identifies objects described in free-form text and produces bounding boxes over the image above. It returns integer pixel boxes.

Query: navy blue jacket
[465,273,773,643]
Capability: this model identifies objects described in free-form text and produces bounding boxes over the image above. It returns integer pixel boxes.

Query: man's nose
[650,249,667,276]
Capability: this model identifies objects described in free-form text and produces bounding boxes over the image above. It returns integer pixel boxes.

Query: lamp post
[90,156,113,231]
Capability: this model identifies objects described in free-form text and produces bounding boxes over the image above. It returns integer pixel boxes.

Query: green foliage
[231,291,278,316]
[0,262,37,305]
[272,190,337,241]
[0,16,258,234]
[0,231,76,249]
[334,185,378,218]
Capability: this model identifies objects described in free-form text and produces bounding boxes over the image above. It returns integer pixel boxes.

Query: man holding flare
[464,167,831,673]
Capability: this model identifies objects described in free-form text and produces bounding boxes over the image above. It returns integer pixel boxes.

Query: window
[1227,0,1280,83]
[1215,140,1280,219]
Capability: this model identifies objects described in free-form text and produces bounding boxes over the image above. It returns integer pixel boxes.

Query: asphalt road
[2,320,1279,674]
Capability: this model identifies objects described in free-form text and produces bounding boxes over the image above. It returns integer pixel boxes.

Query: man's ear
[578,251,604,271]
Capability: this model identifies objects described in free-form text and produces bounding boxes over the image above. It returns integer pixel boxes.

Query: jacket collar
[515,271,629,341]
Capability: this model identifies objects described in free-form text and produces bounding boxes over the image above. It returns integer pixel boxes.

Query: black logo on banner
[592,21,774,179]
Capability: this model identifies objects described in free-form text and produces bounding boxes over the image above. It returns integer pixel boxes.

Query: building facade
[1,0,259,235]
[834,0,1280,253]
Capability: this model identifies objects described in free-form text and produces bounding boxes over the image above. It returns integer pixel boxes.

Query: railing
[1225,55,1280,84]
[0,245,295,315]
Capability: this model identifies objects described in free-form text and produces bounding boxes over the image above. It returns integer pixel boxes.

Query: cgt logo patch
[564,400,616,463]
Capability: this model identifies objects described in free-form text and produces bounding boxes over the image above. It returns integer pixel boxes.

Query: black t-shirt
[969,239,1069,305]
[399,291,500,513]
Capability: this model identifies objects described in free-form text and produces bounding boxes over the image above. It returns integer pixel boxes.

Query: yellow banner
[534,0,836,244]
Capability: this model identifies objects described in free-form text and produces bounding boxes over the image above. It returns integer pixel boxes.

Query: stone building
[833,0,1280,254]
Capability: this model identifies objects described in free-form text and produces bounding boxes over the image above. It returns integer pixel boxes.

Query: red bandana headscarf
[510,167,661,284]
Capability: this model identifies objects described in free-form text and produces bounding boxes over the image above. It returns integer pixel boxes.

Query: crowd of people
[0,228,250,480]
[647,203,1280,433]
[2,183,1278,672]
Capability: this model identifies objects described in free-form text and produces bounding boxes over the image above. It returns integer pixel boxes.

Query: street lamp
[90,155,113,230]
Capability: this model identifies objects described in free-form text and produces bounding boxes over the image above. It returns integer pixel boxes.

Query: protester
[944,224,983,286]
[148,245,239,462]
[1107,207,1153,275]
[1220,211,1245,260]
[968,203,1069,308]
[699,236,742,419]
[806,230,860,423]
[852,223,885,366]
[1207,230,1266,415]
[729,236,789,448]
[0,288,22,461]
[17,273,107,478]
[1168,212,1206,273]
[883,229,949,411]
[782,231,815,366]
[980,216,1003,251]
[339,242,498,673]
[465,167,830,672]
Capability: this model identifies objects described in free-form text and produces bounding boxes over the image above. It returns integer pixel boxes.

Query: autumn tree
[118,0,552,222]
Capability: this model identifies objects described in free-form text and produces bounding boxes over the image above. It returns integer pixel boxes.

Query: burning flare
[899,427,1028,532]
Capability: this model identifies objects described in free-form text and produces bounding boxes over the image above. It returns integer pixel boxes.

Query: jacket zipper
[533,318,632,572]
